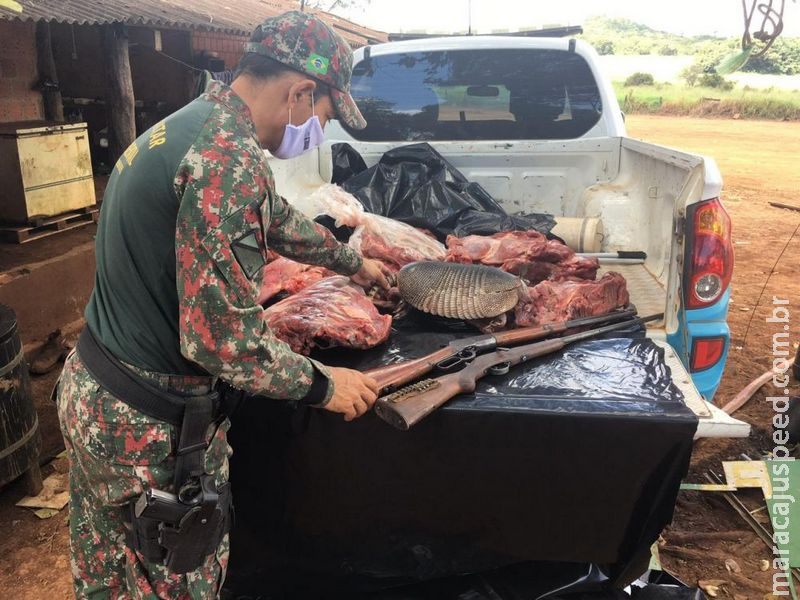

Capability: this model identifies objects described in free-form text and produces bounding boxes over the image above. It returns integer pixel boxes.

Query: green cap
[244,10,367,130]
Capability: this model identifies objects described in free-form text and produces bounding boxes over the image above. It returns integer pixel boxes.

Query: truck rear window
[344,48,603,142]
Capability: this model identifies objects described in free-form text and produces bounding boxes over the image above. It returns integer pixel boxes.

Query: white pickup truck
[268,35,747,439]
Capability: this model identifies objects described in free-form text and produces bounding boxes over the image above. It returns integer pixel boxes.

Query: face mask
[272,95,324,160]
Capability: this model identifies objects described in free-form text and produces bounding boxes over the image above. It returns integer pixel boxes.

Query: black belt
[76,326,221,427]
[75,326,246,486]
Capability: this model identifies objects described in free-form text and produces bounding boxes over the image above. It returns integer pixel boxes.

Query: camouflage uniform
[57,353,230,599]
[57,11,367,599]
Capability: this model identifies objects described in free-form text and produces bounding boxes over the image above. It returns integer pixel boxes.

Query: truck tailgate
[655,340,750,439]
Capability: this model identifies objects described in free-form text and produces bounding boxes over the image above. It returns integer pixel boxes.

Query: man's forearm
[267,194,363,275]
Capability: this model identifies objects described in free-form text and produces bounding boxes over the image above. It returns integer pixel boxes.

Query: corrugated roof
[0,0,387,46]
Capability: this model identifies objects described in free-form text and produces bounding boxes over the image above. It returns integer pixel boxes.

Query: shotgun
[366,307,637,393]
[373,313,663,430]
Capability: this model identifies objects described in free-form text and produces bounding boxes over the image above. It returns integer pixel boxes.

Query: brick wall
[192,31,248,70]
[0,20,44,123]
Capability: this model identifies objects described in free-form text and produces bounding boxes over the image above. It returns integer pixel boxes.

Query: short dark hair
[234,53,330,100]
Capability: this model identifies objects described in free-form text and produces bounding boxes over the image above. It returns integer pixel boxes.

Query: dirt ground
[1,115,799,598]
[626,115,800,596]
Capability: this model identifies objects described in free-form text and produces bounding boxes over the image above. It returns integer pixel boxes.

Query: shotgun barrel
[366,306,637,393]
[374,313,663,430]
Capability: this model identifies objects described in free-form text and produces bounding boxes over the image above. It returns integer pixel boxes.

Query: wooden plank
[0,208,98,244]
[770,201,800,213]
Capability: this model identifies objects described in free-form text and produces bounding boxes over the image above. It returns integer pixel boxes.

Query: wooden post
[102,23,136,165]
[24,460,43,497]
[35,21,64,122]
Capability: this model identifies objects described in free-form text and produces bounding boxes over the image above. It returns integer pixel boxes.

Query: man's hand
[351,257,392,291]
[323,367,379,421]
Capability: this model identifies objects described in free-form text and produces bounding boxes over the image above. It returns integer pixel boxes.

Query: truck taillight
[690,336,726,372]
[685,198,733,310]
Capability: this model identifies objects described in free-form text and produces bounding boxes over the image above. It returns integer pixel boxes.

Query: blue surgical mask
[272,95,324,159]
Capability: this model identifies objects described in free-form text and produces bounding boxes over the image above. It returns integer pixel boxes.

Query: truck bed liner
[598,262,666,325]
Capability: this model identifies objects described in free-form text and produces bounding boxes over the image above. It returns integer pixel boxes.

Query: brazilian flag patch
[306,53,330,75]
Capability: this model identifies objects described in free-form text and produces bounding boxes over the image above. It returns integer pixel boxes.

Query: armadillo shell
[397,261,522,320]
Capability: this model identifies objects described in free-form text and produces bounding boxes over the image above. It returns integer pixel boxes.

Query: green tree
[624,72,655,86]
[698,72,734,90]
[595,39,615,55]
[681,63,702,86]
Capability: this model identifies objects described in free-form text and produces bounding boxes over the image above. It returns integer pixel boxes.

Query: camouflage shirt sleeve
[267,193,363,276]
[173,108,333,404]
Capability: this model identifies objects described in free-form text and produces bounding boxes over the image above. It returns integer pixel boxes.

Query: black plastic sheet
[330,142,556,240]
[224,317,697,598]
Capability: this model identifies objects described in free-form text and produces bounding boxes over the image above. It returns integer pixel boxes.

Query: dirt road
[627,115,800,594]
[1,114,798,597]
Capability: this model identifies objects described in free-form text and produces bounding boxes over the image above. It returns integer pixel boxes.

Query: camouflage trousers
[56,349,232,599]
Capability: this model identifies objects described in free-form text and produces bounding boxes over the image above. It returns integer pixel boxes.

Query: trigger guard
[488,362,511,376]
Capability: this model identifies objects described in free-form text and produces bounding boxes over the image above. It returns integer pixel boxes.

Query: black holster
[130,475,232,573]
[76,326,236,574]
[128,391,232,573]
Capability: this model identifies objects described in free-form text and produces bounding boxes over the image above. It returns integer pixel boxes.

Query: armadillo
[397,261,527,320]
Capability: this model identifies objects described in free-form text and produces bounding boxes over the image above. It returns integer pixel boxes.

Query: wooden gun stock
[365,307,637,393]
[374,313,661,430]
[375,339,565,430]
[366,346,456,392]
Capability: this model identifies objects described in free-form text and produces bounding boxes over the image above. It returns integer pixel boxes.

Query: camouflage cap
[244,10,367,130]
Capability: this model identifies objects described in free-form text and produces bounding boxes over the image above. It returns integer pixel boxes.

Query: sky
[332,0,800,38]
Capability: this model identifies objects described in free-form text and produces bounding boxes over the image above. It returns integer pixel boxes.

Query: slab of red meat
[503,254,600,281]
[351,223,446,271]
[258,257,338,304]
[514,272,629,327]
[446,230,571,265]
[264,276,392,355]
[445,230,598,283]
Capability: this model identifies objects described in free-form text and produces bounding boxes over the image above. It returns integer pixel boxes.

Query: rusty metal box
[0,121,95,224]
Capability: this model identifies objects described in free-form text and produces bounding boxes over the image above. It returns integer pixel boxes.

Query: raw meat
[514,272,630,327]
[297,184,447,269]
[446,230,570,265]
[350,226,443,271]
[258,256,337,304]
[445,231,599,283]
[503,255,600,282]
[264,276,392,355]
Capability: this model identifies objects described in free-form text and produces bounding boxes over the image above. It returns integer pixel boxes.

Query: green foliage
[624,72,655,86]
[580,15,697,56]
[680,63,706,86]
[595,39,615,55]
[698,73,735,91]
[580,16,800,76]
[740,38,800,75]
[680,63,734,90]
[614,81,800,120]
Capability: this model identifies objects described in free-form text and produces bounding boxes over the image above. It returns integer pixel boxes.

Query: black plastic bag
[331,142,556,240]
[331,142,368,183]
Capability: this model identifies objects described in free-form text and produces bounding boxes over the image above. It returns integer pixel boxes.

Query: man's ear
[287,79,317,109]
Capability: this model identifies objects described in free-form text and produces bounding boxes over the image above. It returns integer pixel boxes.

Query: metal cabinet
[0,121,95,224]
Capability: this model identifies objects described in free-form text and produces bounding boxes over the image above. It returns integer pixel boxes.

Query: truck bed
[598,262,666,324]
[596,261,747,439]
